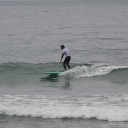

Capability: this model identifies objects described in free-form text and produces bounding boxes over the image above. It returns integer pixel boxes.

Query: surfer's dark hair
[60,45,65,48]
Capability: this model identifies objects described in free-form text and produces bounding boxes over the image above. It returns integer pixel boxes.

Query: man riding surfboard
[60,45,71,71]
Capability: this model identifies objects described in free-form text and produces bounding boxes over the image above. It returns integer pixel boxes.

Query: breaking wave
[0,62,128,83]
[61,65,128,78]
[1,95,128,122]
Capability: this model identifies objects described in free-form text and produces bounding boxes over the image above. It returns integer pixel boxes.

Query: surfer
[60,45,71,71]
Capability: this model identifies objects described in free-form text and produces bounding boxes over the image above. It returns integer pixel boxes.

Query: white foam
[60,65,128,78]
[1,95,128,121]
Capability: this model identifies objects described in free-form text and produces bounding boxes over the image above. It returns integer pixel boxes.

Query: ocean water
[0,0,128,127]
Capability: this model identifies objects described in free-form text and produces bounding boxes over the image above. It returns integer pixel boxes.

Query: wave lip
[60,65,128,78]
[1,95,128,121]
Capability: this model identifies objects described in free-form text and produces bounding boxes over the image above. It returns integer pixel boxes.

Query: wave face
[0,62,128,84]
[0,62,128,76]
[1,95,128,122]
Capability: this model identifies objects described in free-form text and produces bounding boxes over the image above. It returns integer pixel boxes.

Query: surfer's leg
[63,58,67,70]
[66,56,71,69]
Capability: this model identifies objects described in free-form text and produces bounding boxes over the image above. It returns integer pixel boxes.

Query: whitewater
[1,94,128,122]
[61,65,128,78]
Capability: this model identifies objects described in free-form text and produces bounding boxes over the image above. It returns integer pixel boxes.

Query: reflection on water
[62,76,71,90]
[40,74,59,82]
[40,74,71,90]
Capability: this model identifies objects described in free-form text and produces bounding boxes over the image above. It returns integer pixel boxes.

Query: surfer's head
[60,45,65,50]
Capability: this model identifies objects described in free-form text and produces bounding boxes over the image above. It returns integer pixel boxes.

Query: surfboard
[42,72,62,75]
